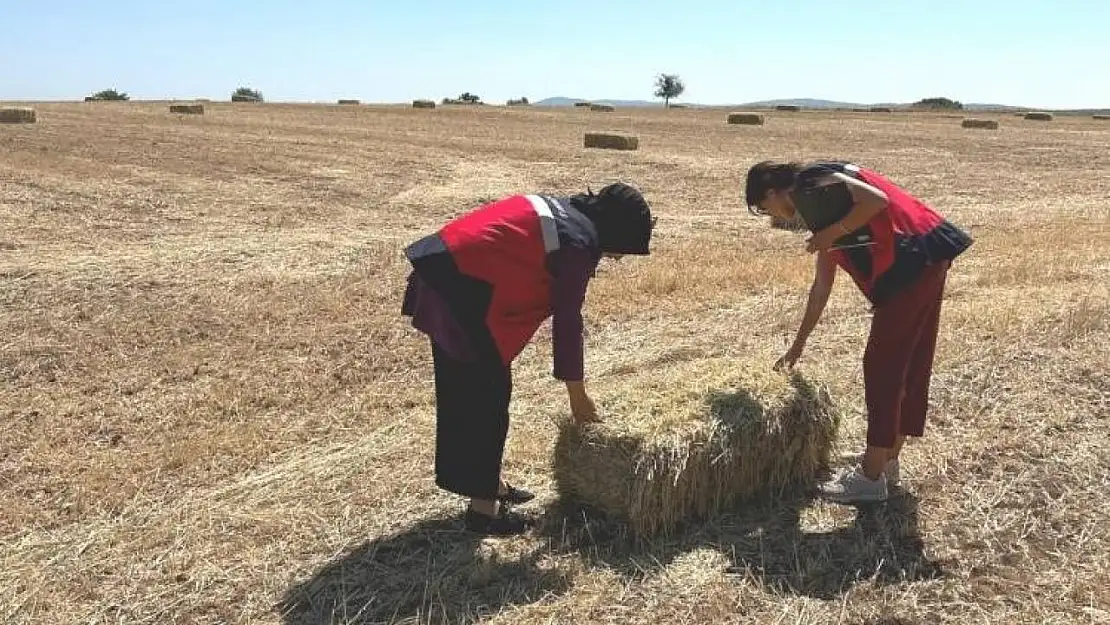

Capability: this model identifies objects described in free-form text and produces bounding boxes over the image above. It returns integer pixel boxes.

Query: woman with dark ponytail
[401,183,655,535]
[745,160,972,504]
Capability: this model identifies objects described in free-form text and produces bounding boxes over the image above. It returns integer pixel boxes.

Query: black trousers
[432,341,513,500]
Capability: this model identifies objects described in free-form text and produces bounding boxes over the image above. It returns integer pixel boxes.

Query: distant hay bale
[412,99,436,109]
[727,112,765,125]
[169,104,204,115]
[775,104,801,111]
[851,107,869,112]
[670,104,687,109]
[574,101,592,108]
[869,107,893,113]
[961,118,999,130]
[1024,111,1054,121]
[1094,115,1110,120]
[590,104,615,112]
[583,132,638,151]
[337,99,360,105]
[0,107,36,124]
[553,358,840,537]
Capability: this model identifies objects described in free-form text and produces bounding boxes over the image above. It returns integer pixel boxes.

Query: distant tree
[232,87,263,102]
[89,89,129,101]
[653,74,685,108]
[506,96,530,106]
[913,97,963,110]
[458,92,481,104]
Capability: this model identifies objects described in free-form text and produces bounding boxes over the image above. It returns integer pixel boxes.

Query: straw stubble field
[1,102,1108,624]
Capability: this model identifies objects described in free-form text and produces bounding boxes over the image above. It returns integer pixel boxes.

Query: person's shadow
[542,488,945,601]
[278,513,570,625]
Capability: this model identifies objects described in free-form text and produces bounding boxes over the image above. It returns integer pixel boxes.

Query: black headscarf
[568,183,655,255]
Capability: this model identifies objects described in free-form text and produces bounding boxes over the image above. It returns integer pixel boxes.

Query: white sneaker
[840,452,900,488]
[819,466,889,504]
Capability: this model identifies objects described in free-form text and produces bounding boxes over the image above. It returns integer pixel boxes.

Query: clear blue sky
[3,0,1107,108]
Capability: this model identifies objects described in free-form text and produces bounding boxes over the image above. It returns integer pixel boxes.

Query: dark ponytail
[744,160,802,215]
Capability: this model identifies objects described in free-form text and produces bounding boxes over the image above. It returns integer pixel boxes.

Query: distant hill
[534,97,663,107]
[532,96,1105,114]
[738,98,864,109]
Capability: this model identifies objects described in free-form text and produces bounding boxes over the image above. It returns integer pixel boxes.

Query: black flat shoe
[497,483,535,505]
[464,507,534,536]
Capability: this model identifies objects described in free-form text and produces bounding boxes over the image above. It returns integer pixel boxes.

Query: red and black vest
[404,194,598,365]
[799,162,973,305]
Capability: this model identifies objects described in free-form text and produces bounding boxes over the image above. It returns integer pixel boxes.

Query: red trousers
[863,261,950,448]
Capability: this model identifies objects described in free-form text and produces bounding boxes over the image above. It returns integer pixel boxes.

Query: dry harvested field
[2,102,1109,624]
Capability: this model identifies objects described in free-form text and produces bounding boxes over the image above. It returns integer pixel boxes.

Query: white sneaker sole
[839,452,901,488]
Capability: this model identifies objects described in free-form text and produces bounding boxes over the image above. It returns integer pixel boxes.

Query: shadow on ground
[541,488,947,601]
[278,513,570,625]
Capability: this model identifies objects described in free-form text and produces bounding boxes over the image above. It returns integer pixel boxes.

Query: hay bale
[869,107,893,113]
[1093,115,1110,120]
[1024,111,1054,121]
[775,104,801,112]
[0,107,36,124]
[583,132,638,151]
[169,104,204,115]
[554,358,840,537]
[574,101,592,108]
[590,104,615,112]
[961,118,998,130]
[727,112,764,125]
[337,99,360,105]
[412,99,436,109]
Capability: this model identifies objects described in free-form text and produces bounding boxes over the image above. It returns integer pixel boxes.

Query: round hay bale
[869,106,893,113]
[961,118,999,130]
[583,132,638,151]
[727,112,765,125]
[1024,111,1054,121]
[0,107,36,124]
[412,99,436,109]
[590,104,615,112]
[553,357,840,537]
[337,99,360,105]
[1093,114,1110,120]
[574,101,593,108]
[169,104,204,115]
[775,104,801,112]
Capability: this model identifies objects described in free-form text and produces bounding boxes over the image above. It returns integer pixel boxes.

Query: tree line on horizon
[80,79,971,111]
